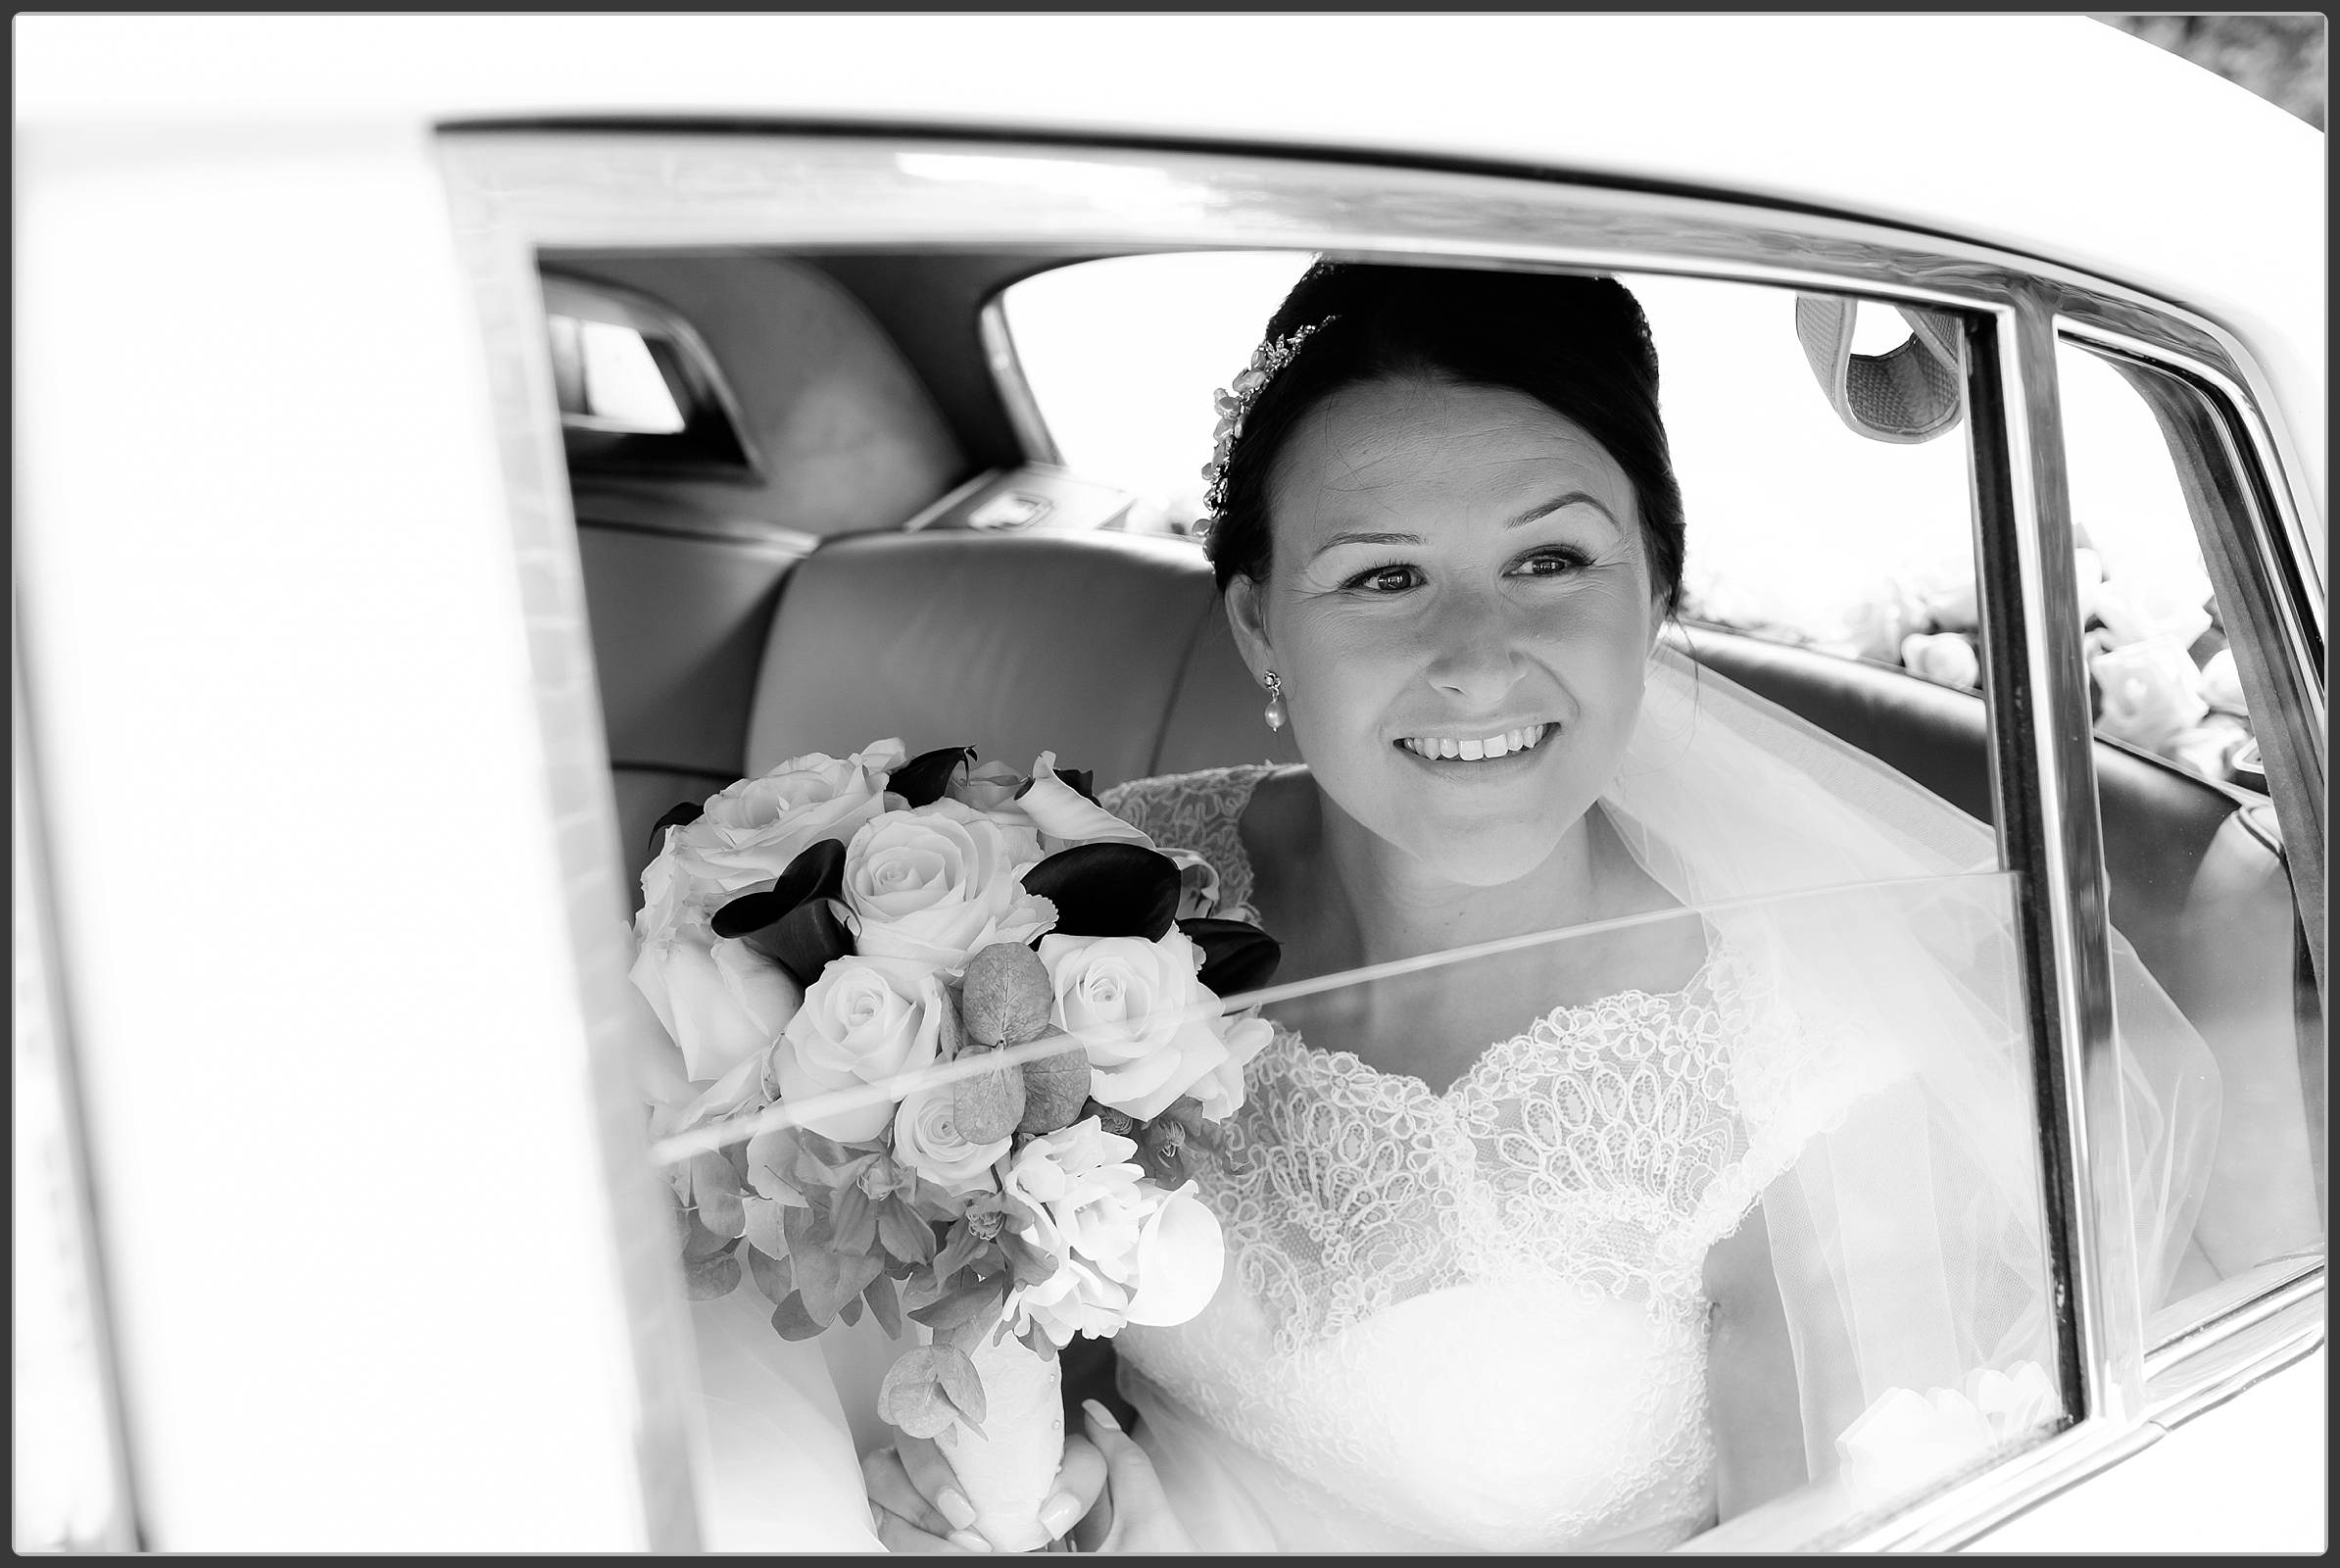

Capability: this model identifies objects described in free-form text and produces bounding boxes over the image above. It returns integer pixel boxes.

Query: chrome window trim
[1963,294,2146,1427]
[2141,1263,2326,1428]
[430,127,2324,1548]
[977,292,1065,466]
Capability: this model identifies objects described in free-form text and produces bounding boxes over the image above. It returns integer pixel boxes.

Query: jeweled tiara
[1199,318,1336,526]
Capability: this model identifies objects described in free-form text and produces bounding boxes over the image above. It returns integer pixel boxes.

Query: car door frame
[431,123,2325,1551]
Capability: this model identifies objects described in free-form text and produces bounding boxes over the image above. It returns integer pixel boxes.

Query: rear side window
[541,273,753,475]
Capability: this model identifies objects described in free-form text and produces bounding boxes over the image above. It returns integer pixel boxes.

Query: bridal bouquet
[631,740,1278,1550]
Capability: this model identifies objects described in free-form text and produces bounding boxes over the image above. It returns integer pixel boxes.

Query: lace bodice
[1099,765,1820,1553]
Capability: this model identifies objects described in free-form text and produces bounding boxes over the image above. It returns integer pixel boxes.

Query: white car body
[14,15,2323,1553]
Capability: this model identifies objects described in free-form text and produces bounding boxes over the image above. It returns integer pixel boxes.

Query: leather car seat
[744,528,1300,786]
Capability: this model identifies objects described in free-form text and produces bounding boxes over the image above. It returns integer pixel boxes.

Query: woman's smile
[1394,721,1555,765]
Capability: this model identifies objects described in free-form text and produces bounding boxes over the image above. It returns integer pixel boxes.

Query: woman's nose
[1420,597,1530,708]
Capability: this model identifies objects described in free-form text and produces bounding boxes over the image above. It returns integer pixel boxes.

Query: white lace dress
[1100,765,1823,1553]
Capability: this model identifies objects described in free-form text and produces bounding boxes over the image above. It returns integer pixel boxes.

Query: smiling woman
[819,260,2221,1550]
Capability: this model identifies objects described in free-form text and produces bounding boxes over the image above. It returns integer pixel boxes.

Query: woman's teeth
[1398,723,1551,761]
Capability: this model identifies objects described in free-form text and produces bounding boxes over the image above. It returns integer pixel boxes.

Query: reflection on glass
[2057,341,2325,1335]
[646,868,2154,1549]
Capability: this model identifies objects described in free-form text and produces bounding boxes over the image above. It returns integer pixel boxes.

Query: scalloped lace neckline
[1263,955,1728,1102]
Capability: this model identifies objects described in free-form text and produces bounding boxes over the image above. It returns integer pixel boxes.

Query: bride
[706,262,2219,1552]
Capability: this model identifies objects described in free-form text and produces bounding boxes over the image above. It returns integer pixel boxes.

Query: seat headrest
[746,530,1300,788]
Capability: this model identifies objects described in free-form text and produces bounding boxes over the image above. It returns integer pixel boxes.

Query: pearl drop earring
[1262,671,1286,733]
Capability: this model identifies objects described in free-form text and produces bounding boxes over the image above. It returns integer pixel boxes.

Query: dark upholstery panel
[746,531,1223,790]
[580,523,808,777]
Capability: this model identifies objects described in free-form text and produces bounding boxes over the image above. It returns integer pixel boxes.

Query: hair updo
[1202,262,1685,613]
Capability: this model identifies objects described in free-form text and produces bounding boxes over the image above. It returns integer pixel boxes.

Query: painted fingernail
[947,1528,993,1553]
[1039,1491,1085,1540]
[938,1487,978,1532]
[1082,1397,1122,1434]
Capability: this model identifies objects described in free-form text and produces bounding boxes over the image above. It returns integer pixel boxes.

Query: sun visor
[1795,296,1966,443]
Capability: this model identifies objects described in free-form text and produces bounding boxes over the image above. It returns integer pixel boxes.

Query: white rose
[844,799,1056,969]
[2201,647,2247,714]
[629,928,803,1085]
[630,743,903,1074]
[1019,752,1154,852]
[1041,929,1231,1121]
[1898,631,1980,690]
[2091,571,2213,651]
[774,956,948,1141]
[1183,1014,1273,1122]
[2091,638,2210,751]
[678,740,905,894]
[891,1077,1012,1193]
[1123,1181,1225,1328]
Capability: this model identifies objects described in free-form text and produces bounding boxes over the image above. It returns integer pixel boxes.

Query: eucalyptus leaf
[930,1222,987,1285]
[863,1271,904,1338]
[741,1195,791,1260]
[907,1276,1008,1334]
[1000,1230,1060,1289]
[933,1344,989,1435]
[877,1348,977,1441]
[831,1182,878,1256]
[876,1200,939,1265]
[744,1127,803,1201]
[771,1291,827,1341]
[838,1295,864,1327]
[683,1247,743,1301]
[746,1244,792,1306]
[684,1150,747,1240]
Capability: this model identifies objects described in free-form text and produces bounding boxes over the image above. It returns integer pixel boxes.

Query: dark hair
[1204,262,1684,612]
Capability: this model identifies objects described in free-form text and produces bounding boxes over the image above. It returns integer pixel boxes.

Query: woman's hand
[861,1428,1107,1552]
[1066,1400,1194,1553]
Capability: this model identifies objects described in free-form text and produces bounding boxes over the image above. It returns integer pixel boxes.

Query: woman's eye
[1512,548,1590,578]
[1343,563,1422,594]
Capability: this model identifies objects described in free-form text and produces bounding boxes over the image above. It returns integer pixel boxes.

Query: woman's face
[1229,375,1665,888]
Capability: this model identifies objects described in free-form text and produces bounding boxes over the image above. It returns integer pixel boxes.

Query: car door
[425,125,2320,1548]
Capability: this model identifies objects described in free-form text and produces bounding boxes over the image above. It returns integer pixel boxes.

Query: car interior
[552,245,2321,1319]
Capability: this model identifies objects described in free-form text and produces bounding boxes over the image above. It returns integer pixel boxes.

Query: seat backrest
[744,529,1301,786]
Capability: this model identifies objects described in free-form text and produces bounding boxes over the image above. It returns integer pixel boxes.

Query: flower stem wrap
[934,1332,1063,1551]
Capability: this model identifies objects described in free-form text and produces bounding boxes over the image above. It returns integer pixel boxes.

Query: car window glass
[623,260,2129,1547]
[2057,339,2326,1339]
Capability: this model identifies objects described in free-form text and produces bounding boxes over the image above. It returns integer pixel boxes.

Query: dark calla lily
[889,745,977,808]
[1178,916,1283,998]
[1021,842,1181,941]
[649,801,703,852]
[712,838,855,988]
